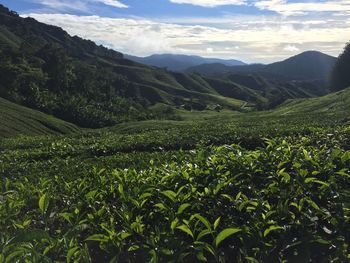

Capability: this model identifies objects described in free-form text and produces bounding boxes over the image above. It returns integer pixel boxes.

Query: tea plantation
[0,110,349,262]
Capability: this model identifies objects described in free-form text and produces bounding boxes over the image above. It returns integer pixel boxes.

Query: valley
[0,3,349,263]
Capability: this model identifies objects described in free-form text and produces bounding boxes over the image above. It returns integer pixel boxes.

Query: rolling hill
[0,4,253,128]
[187,51,337,82]
[0,97,79,138]
[125,54,246,72]
[0,3,341,132]
[274,86,350,114]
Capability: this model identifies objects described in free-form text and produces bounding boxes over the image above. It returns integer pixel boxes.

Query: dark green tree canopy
[331,42,350,92]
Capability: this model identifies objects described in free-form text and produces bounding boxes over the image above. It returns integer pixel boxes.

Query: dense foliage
[331,42,350,92]
[0,112,349,262]
[0,39,167,128]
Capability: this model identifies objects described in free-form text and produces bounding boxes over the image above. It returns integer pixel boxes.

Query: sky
[1,0,350,63]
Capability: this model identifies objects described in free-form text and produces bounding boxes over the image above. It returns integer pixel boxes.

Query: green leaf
[263,225,283,237]
[161,190,177,202]
[120,232,131,240]
[128,245,140,252]
[304,177,316,184]
[177,203,191,214]
[315,238,331,245]
[85,190,98,199]
[245,256,260,263]
[118,184,125,198]
[176,225,194,238]
[336,169,350,178]
[85,234,109,242]
[192,214,212,230]
[39,193,49,214]
[161,249,173,256]
[306,198,320,210]
[341,152,350,162]
[278,168,290,183]
[202,243,216,257]
[197,229,212,241]
[196,251,207,262]
[304,177,329,186]
[171,218,179,231]
[67,247,79,263]
[154,203,166,210]
[303,149,312,161]
[215,228,241,247]
[60,213,73,224]
[214,217,221,230]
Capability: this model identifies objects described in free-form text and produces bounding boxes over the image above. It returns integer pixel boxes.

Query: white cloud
[283,44,299,52]
[255,0,350,16]
[95,0,128,8]
[33,0,128,11]
[22,13,349,63]
[169,0,246,7]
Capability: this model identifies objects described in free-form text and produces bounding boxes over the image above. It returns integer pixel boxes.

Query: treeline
[0,43,160,127]
[331,42,350,92]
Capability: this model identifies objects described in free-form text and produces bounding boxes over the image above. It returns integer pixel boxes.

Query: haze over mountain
[125,54,246,72]
[187,51,337,82]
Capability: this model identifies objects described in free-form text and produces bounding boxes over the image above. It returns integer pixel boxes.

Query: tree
[39,43,74,92]
[331,42,350,92]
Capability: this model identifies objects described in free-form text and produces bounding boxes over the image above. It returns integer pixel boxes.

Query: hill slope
[0,97,79,138]
[274,87,350,114]
[0,4,252,128]
[125,54,245,72]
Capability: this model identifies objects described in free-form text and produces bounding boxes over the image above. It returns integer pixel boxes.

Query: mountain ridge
[125,53,246,72]
[187,51,337,82]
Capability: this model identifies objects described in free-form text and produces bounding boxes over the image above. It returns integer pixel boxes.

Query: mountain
[187,51,337,82]
[0,97,78,138]
[125,54,246,72]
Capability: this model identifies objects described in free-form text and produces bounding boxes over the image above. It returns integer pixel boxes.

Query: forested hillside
[0,4,246,128]
[0,4,337,129]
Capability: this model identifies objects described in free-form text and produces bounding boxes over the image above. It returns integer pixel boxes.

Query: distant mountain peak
[187,50,337,82]
[280,50,335,62]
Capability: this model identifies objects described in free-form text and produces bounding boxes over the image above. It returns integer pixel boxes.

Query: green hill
[0,4,253,128]
[273,87,350,114]
[0,97,79,138]
[0,4,337,130]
